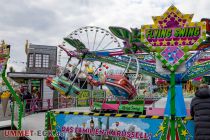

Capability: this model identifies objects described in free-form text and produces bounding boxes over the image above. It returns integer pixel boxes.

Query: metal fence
[23,97,75,115]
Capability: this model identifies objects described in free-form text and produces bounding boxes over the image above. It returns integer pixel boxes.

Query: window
[35,54,42,67]
[43,54,49,68]
[28,54,34,67]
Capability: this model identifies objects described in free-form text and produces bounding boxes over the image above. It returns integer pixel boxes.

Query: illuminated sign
[141,5,206,71]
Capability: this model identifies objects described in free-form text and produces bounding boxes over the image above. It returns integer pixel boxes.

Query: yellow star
[175,16,179,21]
[191,39,195,43]
[159,125,165,132]
[166,17,171,22]
[156,40,160,45]
[150,40,155,45]
[178,124,181,127]
[170,39,175,45]
[178,39,183,45]
[179,21,185,26]
[162,39,168,45]
[183,120,187,124]
[185,39,190,44]
[162,22,167,27]
[181,130,188,136]
[53,121,57,126]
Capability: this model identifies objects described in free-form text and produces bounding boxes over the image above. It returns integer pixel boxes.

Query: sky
[1,0,210,72]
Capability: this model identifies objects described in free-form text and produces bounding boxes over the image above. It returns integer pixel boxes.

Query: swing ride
[44,5,210,140]
[47,21,210,106]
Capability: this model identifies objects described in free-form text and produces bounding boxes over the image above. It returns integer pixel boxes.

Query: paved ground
[0,131,18,140]
[0,104,90,140]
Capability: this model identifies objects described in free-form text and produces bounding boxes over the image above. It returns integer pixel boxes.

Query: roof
[29,43,57,49]
[8,72,55,79]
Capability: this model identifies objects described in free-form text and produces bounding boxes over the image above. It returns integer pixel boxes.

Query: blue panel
[164,84,187,117]
[96,52,110,56]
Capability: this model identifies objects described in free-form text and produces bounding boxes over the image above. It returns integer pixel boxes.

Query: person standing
[25,91,32,112]
[190,84,210,140]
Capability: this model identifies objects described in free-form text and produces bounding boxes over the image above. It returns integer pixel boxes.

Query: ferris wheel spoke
[77,33,82,42]
[101,40,114,50]
[92,31,98,51]
[95,34,106,51]
[85,30,90,50]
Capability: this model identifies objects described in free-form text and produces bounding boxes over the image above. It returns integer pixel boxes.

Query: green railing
[2,66,23,130]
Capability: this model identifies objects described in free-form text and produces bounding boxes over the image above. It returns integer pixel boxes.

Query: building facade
[26,44,57,74]
[8,43,57,107]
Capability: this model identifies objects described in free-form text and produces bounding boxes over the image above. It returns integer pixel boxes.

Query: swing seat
[48,76,80,97]
[106,75,137,99]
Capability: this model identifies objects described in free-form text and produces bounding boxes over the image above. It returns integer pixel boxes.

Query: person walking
[190,84,210,140]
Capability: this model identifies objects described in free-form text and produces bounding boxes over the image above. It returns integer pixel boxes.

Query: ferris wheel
[64,26,122,52]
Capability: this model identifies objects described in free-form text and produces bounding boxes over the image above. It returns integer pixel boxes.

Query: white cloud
[1,0,209,71]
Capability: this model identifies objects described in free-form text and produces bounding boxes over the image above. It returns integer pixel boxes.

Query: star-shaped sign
[141,5,206,52]
[151,5,194,28]
[141,5,206,71]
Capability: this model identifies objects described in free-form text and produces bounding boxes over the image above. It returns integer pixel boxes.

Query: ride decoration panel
[45,111,194,140]
[141,5,206,71]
